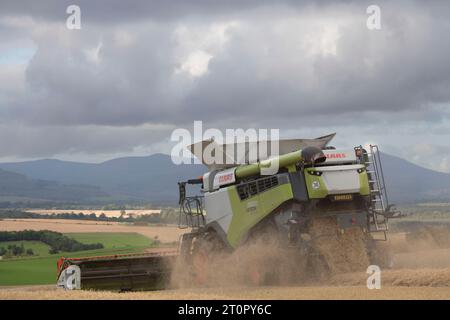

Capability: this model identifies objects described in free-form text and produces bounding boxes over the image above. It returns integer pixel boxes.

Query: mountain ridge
[0,152,449,205]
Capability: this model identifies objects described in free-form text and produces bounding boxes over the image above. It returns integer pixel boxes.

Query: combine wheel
[244,220,280,286]
[190,232,224,286]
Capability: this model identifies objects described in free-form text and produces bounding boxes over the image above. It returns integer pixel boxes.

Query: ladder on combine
[362,145,389,239]
[179,195,205,230]
[178,181,206,230]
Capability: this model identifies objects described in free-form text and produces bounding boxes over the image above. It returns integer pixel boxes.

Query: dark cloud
[0,123,173,160]
[0,0,310,23]
[0,0,450,167]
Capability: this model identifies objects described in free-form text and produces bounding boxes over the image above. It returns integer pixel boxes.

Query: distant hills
[0,154,205,205]
[380,152,450,203]
[0,152,450,205]
[0,168,108,203]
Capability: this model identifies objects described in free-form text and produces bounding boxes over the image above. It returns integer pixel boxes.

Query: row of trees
[0,210,134,222]
[0,243,34,257]
[0,230,103,254]
[0,208,180,224]
[0,201,157,209]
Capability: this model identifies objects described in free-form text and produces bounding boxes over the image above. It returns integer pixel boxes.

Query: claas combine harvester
[57,133,400,291]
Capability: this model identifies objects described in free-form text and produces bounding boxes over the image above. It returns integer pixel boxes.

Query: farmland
[1,285,450,300]
[26,209,161,218]
[0,240,50,257]
[0,218,184,243]
[0,232,156,286]
[2,206,450,299]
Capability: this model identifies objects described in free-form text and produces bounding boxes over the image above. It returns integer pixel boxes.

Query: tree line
[0,210,132,222]
[0,230,103,254]
[0,243,34,257]
[0,209,179,224]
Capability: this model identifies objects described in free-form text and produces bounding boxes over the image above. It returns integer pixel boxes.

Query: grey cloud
[184,3,450,128]
[0,0,348,23]
[1,0,450,164]
[0,123,173,160]
[14,24,177,126]
[6,2,450,126]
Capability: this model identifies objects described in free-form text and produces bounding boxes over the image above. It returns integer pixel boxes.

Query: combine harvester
[57,133,401,290]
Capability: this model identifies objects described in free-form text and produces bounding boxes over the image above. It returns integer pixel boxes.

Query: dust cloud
[170,223,450,289]
[171,217,374,289]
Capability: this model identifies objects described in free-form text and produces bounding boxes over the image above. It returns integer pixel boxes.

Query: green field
[67,232,153,249]
[0,240,51,257]
[0,233,154,286]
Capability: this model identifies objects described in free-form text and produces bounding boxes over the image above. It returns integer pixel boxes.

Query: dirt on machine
[57,133,402,291]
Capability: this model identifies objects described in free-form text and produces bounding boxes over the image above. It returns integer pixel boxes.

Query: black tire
[248,219,280,246]
[189,231,225,287]
[238,220,277,286]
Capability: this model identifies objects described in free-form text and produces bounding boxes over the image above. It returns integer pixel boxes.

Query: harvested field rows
[0,219,184,243]
[1,219,450,299]
[1,283,450,300]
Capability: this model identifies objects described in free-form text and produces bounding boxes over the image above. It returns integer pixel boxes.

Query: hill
[1,152,450,204]
[380,152,450,203]
[0,154,205,205]
[0,168,108,203]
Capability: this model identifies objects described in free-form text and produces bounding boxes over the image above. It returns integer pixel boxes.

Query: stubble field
[1,218,450,299]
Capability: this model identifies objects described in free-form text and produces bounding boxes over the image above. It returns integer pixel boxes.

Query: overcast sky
[0,0,450,172]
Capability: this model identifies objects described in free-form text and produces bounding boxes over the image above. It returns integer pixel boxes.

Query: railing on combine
[178,181,206,230]
[360,145,390,239]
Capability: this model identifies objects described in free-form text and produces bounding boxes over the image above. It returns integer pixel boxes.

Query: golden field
[1,218,450,299]
[0,218,184,243]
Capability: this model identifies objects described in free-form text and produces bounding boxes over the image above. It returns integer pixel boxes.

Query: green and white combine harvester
[57,133,401,291]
